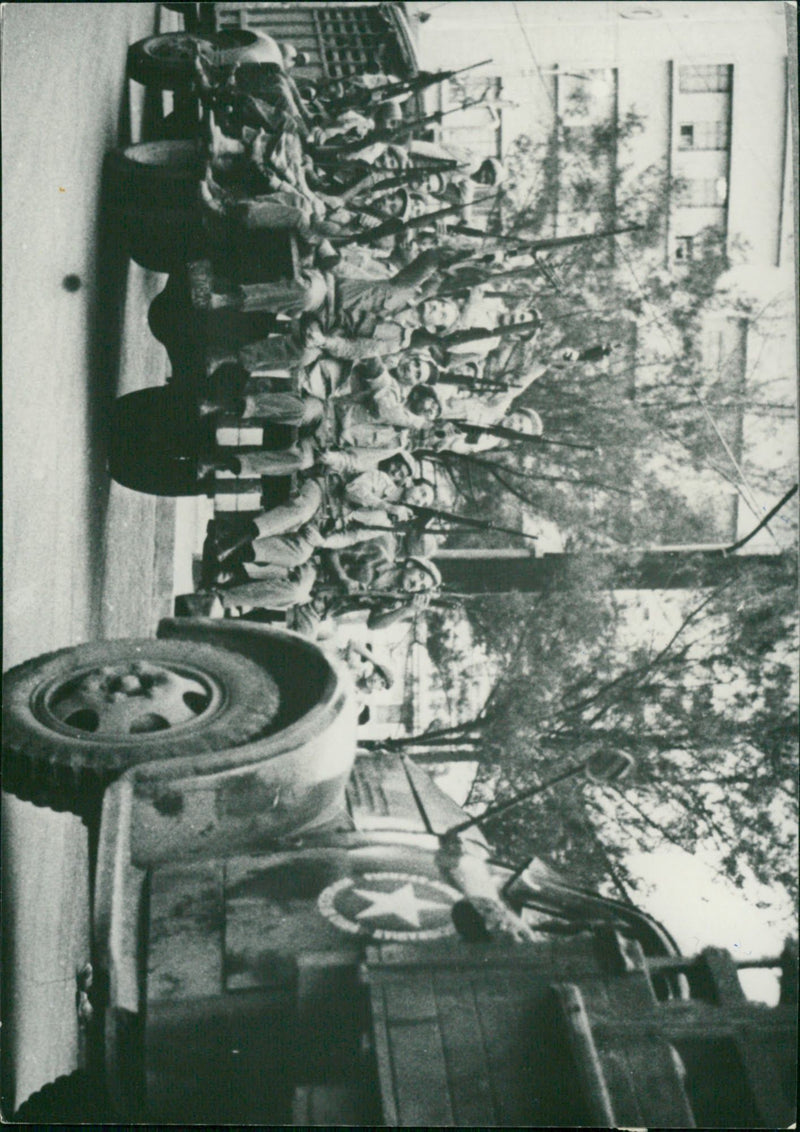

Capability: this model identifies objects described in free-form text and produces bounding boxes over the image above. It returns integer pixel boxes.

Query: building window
[683,177,728,207]
[678,121,729,150]
[674,236,694,262]
[678,64,732,93]
[313,7,376,77]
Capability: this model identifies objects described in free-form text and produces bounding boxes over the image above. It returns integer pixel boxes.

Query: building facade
[408,0,796,546]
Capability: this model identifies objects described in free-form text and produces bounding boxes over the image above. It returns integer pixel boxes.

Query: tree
[384,78,799,909]
[381,555,799,904]
[434,94,777,551]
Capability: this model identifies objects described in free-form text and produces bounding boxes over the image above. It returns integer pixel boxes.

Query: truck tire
[127,33,212,91]
[147,283,183,345]
[105,142,202,212]
[3,639,282,813]
[110,204,204,274]
[108,387,200,497]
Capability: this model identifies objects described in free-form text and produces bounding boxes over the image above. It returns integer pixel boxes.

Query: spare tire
[13,1072,104,1124]
[127,32,212,91]
[109,205,204,274]
[3,638,282,813]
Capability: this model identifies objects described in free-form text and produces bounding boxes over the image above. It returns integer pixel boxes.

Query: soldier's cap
[507,406,544,435]
[472,157,506,186]
[401,349,440,379]
[383,144,411,169]
[421,170,448,194]
[381,449,417,479]
[388,188,412,223]
[348,640,396,689]
[406,383,442,413]
[404,555,442,589]
[416,292,469,321]
[351,356,386,383]
[407,190,432,215]
[376,99,404,124]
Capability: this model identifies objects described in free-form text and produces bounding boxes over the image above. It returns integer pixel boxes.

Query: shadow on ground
[83,83,174,636]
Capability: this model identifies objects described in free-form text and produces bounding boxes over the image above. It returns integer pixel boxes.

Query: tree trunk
[400,745,484,763]
[539,727,693,751]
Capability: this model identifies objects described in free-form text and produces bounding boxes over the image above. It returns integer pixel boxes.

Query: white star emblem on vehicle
[317,872,461,941]
[351,881,452,928]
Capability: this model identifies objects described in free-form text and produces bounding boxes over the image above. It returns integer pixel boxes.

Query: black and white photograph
[2,1,798,1124]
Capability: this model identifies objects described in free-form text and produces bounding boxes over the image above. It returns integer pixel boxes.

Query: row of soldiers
[175,42,614,704]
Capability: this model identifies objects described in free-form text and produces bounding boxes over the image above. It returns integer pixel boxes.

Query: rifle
[434,263,537,294]
[326,60,493,114]
[404,503,538,542]
[337,165,443,203]
[395,94,491,133]
[450,222,643,250]
[410,317,542,353]
[450,224,527,242]
[434,373,512,392]
[445,420,597,451]
[347,160,462,197]
[336,498,531,540]
[481,291,536,300]
[346,192,501,246]
[313,96,489,157]
[373,60,493,105]
[433,224,645,295]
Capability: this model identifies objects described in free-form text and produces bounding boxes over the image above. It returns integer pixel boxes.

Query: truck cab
[95,748,797,1126]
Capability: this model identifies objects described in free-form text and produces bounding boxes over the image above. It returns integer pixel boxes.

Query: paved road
[1,4,186,1113]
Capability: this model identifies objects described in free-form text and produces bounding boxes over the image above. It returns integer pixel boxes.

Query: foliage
[395,557,799,904]
[396,87,799,912]
[458,91,773,542]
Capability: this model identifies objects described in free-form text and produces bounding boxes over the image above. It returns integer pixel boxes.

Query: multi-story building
[409,0,792,263]
[408,0,796,546]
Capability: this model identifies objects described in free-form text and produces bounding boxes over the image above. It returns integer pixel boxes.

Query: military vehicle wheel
[127,32,212,90]
[105,142,202,211]
[110,204,203,274]
[148,282,194,345]
[13,1072,103,1123]
[108,388,200,497]
[3,639,282,813]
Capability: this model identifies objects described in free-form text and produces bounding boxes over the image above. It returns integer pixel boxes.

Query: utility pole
[432,547,795,593]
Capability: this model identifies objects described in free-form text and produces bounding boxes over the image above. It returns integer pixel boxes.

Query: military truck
[5,631,796,1125]
[5,8,796,1123]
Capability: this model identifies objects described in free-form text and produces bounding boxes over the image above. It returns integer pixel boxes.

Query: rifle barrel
[448,58,493,77]
[449,420,596,450]
[435,376,510,391]
[441,317,542,345]
[451,224,527,243]
[373,58,493,102]
[525,223,644,252]
[353,191,500,245]
[406,503,538,541]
